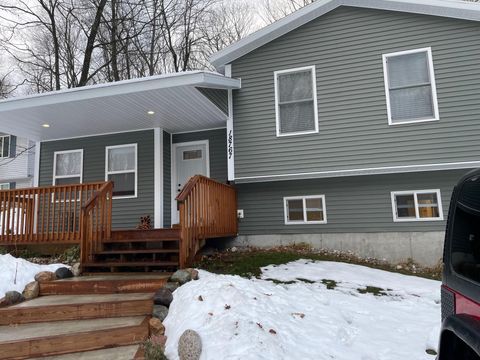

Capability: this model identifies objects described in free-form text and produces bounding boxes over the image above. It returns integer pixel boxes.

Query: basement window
[53,150,83,185]
[391,189,443,222]
[274,66,319,136]
[284,195,327,225]
[106,144,137,198]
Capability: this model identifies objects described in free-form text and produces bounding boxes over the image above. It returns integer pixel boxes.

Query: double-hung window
[284,195,327,224]
[391,189,443,222]
[0,135,10,158]
[106,144,137,198]
[383,48,439,125]
[274,66,318,136]
[0,183,10,190]
[53,150,83,185]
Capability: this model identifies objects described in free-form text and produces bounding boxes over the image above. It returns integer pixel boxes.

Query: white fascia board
[0,72,241,113]
[210,0,480,69]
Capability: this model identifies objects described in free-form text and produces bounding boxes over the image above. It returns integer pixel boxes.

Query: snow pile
[164,260,441,360]
[0,254,67,298]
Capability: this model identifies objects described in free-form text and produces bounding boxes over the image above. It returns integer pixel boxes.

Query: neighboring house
[0,0,479,267]
[0,134,35,189]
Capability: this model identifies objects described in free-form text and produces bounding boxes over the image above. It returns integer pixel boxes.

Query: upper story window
[284,195,327,225]
[106,144,137,198]
[383,48,439,125]
[53,150,83,185]
[391,189,443,222]
[0,135,10,158]
[274,66,318,136]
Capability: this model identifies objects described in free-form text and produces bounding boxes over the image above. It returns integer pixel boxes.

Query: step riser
[0,299,153,326]
[0,318,149,360]
[39,279,168,295]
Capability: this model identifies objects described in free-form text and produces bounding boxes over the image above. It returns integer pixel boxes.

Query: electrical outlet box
[237,209,244,219]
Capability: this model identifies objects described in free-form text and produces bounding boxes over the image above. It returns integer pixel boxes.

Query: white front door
[172,141,209,224]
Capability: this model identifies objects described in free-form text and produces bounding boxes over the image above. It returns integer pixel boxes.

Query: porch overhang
[0,71,241,141]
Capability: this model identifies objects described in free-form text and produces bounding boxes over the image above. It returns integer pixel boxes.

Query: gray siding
[232,6,480,179]
[172,128,228,183]
[236,169,468,235]
[39,130,155,229]
[163,131,172,227]
[197,88,228,115]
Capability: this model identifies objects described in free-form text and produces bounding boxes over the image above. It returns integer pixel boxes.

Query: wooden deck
[0,176,238,272]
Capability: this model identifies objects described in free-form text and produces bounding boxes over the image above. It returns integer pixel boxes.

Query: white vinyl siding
[105,143,138,199]
[284,195,327,224]
[391,189,443,222]
[53,150,83,185]
[0,135,10,158]
[383,47,439,125]
[274,66,319,136]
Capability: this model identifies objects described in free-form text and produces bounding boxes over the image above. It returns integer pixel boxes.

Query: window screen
[384,49,437,123]
[276,67,317,135]
[106,145,137,198]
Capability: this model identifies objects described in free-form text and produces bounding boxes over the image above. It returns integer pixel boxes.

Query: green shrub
[58,246,80,264]
[144,337,168,360]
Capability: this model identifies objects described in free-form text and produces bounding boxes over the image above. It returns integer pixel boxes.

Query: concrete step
[31,345,142,360]
[0,293,154,325]
[39,274,170,295]
[0,316,149,359]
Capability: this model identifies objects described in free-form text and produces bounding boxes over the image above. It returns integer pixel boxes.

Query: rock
[149,317,165,335]
[72,263,81,277]
[230,246,238,253]
[164,282,180,293]
[170,269,192,285]
[396,265,403,270]
[34,271,56,282]
[178,329,202,360]
[0,291,24,307]
[55,267,74,279]
[153,305,169,321]
[22,281,39,300]
[186,268,199,281]
[154,288,173,307]
[150,334,167,347]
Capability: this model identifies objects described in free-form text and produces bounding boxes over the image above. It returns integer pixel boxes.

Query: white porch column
[154,128,163,228]
[225,64,235,181]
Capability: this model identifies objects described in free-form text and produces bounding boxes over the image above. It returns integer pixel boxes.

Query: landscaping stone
[150,334,167,347]
[153,305,169,321]
[22,281,39,300]
[178,329,202,360]
[164,282,180,293]
[149,317,165,336]
[154,288,173,307]
[187,268,199,281]
[55,267,74,279]
[170,269,192,285]
[34,271,56,282]
[0,291,24,307]
[72,262,81,277]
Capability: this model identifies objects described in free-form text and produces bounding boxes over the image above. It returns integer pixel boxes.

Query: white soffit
[0,71,240,141]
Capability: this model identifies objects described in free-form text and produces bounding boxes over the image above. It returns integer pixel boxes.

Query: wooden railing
[0,182,110,245]
[80,181,113,264]
[176,175,238,268]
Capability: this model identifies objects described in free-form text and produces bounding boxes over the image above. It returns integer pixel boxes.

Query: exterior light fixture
[147,111,155,115]
[42,123,50,128]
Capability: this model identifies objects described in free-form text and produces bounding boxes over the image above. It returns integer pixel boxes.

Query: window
[391,190,443,222]
[0,183,10,190]
[53,150,83,185]
[183,149,202,160]
[105,144,137,198]
[383,48,439,125]
[0,135,10,158]
[284,195,327,224]
[274,66,318,136]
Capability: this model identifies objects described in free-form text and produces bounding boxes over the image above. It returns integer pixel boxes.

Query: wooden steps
[39,274,170,295]
[0,316,149,359]
[0,293,153,325]
[31,345,143,360]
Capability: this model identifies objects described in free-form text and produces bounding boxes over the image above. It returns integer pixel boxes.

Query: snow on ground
[164,260,441,360]
[0,254,67,298]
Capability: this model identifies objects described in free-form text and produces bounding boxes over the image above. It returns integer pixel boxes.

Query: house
[0,0,479,269]
[0,134,35,189]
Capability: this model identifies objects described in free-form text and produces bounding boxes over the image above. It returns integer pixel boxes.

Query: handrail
[80,181,113,265]
[176,175,237,268]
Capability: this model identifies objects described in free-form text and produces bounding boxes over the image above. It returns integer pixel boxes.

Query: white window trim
[283,195,327,225]
[0,183,10,190]
[0,135,11,158]
[52,149,84,185]
[382,47,440,126]
[274,65,319,137]
[105,143,138,199]
[390,189,444,222]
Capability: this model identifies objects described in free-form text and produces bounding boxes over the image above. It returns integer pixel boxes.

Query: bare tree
[262,0,315,23]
